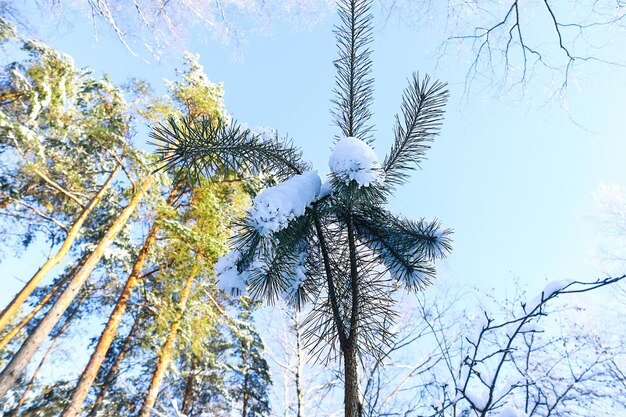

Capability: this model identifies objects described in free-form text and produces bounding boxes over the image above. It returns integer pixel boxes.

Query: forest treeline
[0,17,271,417]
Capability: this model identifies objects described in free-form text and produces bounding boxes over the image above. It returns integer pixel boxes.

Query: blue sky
[2,3,626,306]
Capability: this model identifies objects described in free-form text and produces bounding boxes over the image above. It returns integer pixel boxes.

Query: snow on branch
[329,136,382,187]
[215,250,248,296]
[248,171,321,237]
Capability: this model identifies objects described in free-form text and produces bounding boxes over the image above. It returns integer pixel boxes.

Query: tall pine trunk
[7,291,88,417]
[0,176,154,400]
[242,348,249,417]
[0,164,120,334]
[62,186,183,417]
[344,214,362,417]
[314,215,362,417]
[0,255,86,352]
[87,311,142,417]
[138,254,200,417]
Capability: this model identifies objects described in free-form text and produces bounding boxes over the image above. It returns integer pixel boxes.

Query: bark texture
[343,345,362,417]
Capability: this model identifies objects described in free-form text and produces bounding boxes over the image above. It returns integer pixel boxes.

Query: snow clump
[215,251,248,296]
[329,136,382,186]
[318,179,333,199]
[249,171,321,237]
[284,245,308,297]
[525,279,574,312]
[495,405,528,417]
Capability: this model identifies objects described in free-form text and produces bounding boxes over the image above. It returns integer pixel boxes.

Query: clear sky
[2,2,626,306]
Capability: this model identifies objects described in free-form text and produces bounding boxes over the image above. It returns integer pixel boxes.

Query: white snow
[215,251,248,296]
[284,249,308,297]
[253,126,277,142]
[464,388,488,411]
[249,171,321,237]
[456,364,470,390]
[542,279,573,297]
[526,279,574,312]
[495,379,520,400]
[475,363,495,387]
[318,179,333,199]
[329,136,382,186]
[495,405,528,417]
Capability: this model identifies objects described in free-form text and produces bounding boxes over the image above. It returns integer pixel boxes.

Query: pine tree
[0,39,131,332]
[153,1,451,416]
[0,21,273,415]
[0,24,162,399]
[65,53,266,417]
[227,296,271,417]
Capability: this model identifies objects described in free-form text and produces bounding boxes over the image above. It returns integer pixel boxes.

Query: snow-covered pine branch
[329,136,383,187]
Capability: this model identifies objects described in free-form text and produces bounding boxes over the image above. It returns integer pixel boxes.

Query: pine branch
[238,213,314,304]
[352,209,452,290]
[330,174,387,209]
[332,0,374,141]
[393,216,453,260]
[246,250,293,303]
[151,116,308,184]
[383,74,449,189]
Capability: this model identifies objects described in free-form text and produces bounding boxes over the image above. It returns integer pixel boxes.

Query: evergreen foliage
[227,297,272,417]
[0,25,272,417]
[153,1,451,415]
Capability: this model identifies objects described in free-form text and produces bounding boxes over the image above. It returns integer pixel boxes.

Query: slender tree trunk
[343,345,361,417]
[344,214,362,417]
[7,291,88,417]
[138,254,201,417]
[242,348,249,417]
[0,176,154,400]
[0,255,86,353]
[63,222,158,415]
[0,164,120,334]
[293,311,304,417]
[87,311,142,417]
[62,185,183,417]
[181,358,196,416]
[313,214,360,417]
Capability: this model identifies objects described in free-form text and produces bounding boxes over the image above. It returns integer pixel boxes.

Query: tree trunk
[313,214,360,417]
[0,255,86,353]
[87,311,142,417]
[181,358,196,416]
[343,345,361,417]
[62,223,160,416]
[242,348,249,417]
[138,254,200,417]
[344,214,362,417]
[7,291,88,417]
[63,185,183,417]
[0,176,154,401]
[0,164,120,334]
[293,311,304,417]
